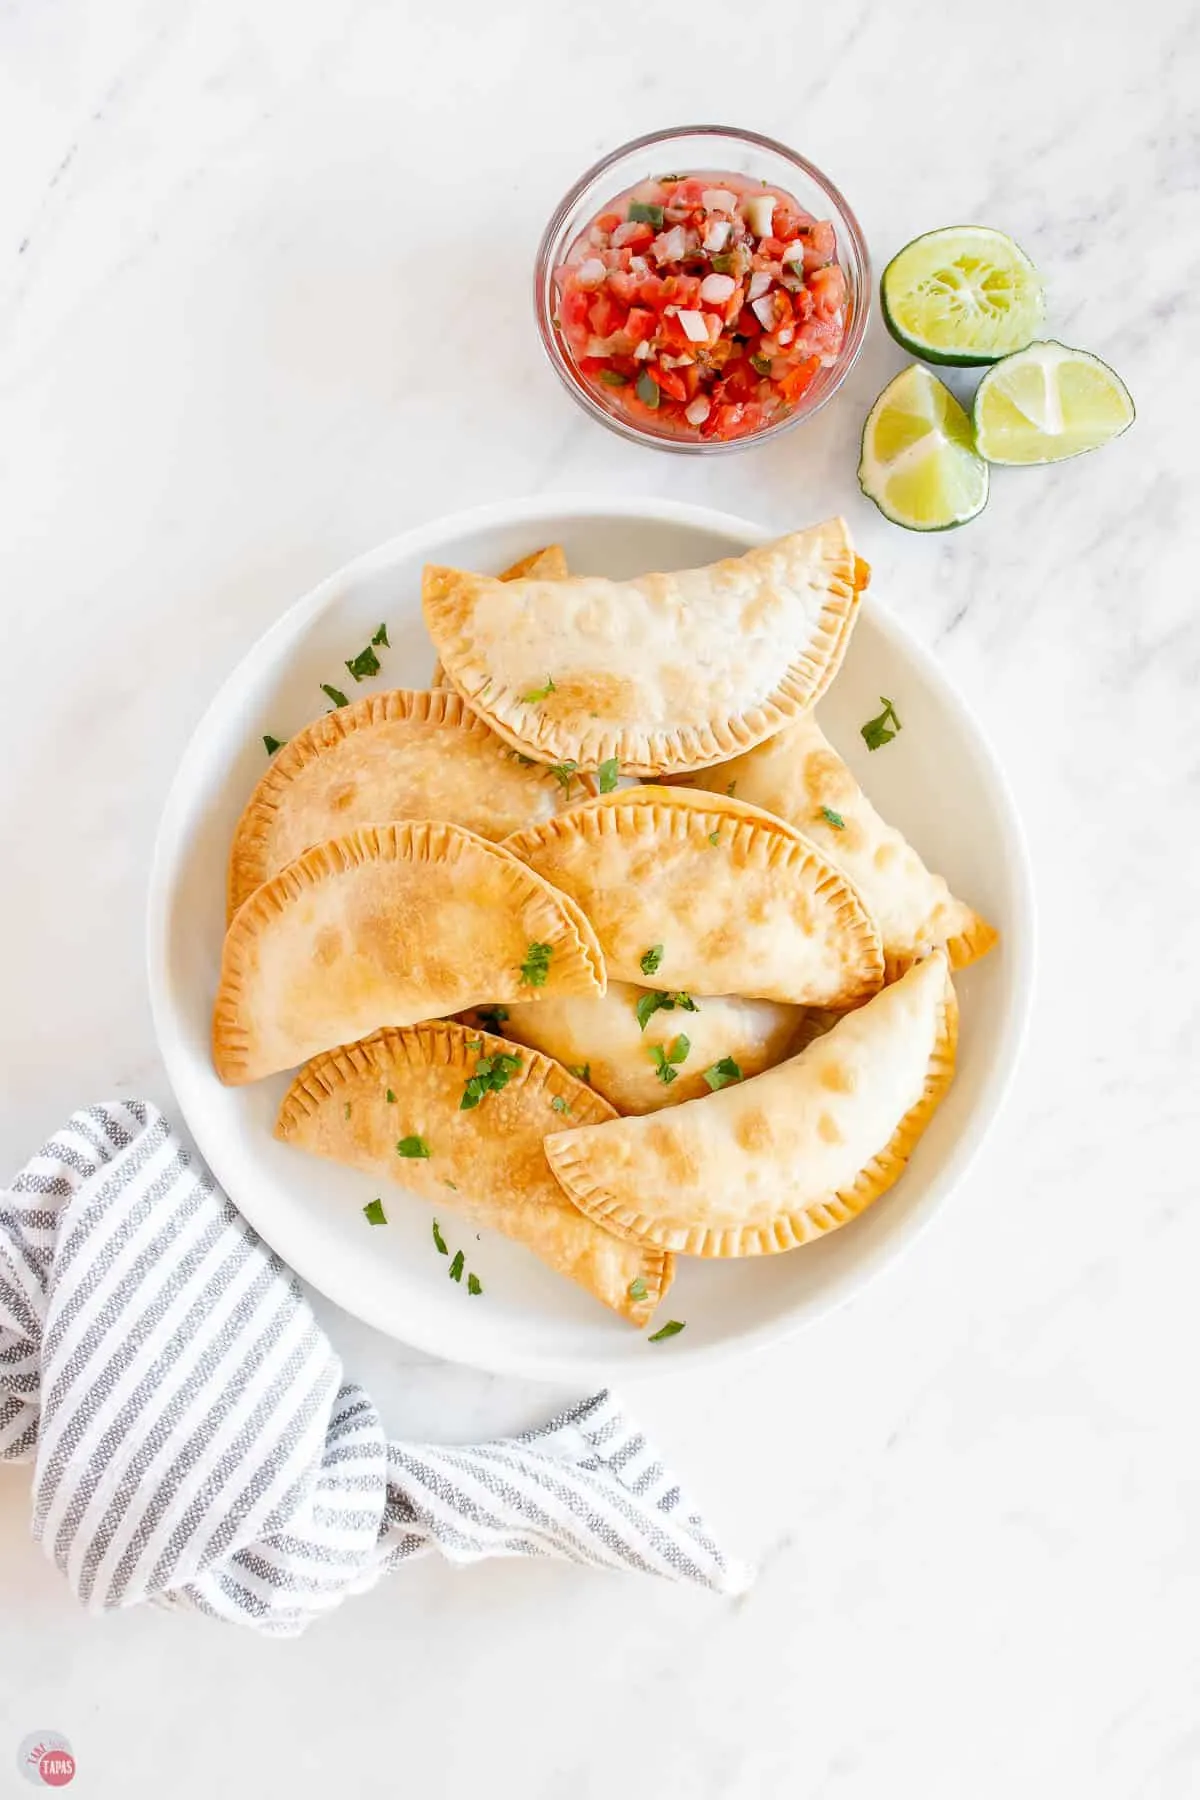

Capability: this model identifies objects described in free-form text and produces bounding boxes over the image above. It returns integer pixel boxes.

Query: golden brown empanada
[213,822,605,1085]
[430,544,568,689]
[545,952,957,1257]
[476,983,804,1115]
[504,788,884,1006]
[423,520,865,774]
[684,713,997,976]
[227,689,573,921]
[275,1021,671,1325]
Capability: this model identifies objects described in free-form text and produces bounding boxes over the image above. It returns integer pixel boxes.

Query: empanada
[545,952,957,1257]
[227,689,572,921]
[213,822,605,1085]
[430,544,568,689]
[684,713,997,975]
[477,983,804,1115]
[423,519,865,774]
[276,1021,671,1325]
[504,788,884,1006]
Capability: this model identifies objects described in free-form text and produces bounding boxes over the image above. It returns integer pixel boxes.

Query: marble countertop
[2,1,1197,1794]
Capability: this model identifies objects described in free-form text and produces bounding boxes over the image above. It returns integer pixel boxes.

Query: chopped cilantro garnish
[371,622,389,647]
[648,1319,686,1342]
[548,759,579,795]
[397,1135,431,1158]
[345,645,381,682]
[448,1249,465,1283]
[861,696,902,751]
[627,1277,648,1302]
[520,942,553,987]
[636,370,660,408]
[467,1272,483,1296]
[708,830,720,847]
[710,252,736,274]
[343,1102,351,1120]
[649,1034,690,1084]
[263,734,285,755]
[703,1057,743,1091]
[634,989,698,1032]
[465,1037,483,1051]
[460,1049,522,1111]
[550,1095,571,1116]
[475,1006,509,1032]
[432,1218,448,1255]
[363,1198,387,1226]
[627,201,664,226]
[597,757,620,793]
[750,352,773,376]
[820,805,846,830]
[443,1180,458,1191]
[385,1088,396,1104]
[521,675,557,705]
[640,944,664,976]
[726,781,737,796]
[568,1062,591,1083]
[599,369,628,387]
[321,682,349,709]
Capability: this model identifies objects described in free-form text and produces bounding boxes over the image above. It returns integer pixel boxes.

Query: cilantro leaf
[627,1277,648,1302]
[861,696,902,752]
[460,1049,523,1111]
[467,1271,483,1296]
[371,622,389,647]
[627,201,664,226]
[550,1095,571,1116]
[702,1057,743,1091]
[547,760,578,796]
[648,1319,686,1343]
[475,1006,509,1032]
[385,1088,396,1104]
[343,1102,351,1120]
[448,1249,465,1283]
[708,831,720,847]
[521,675,557,705]
[635,990,699,1032]
[674,992,698,1013]
[519,942,553,987]
[345,645,381,682]
[640,944,664,976]
[263,734,285,755]
[432,1219,448,1255]
[396,1135,431,1158]
[597,757,620,793]
[363,1198,387,1226]
[820,805,846,830]
[648,1034,690,1085]
[321,682,350,709]
[568,1062,591,1083]
[726,781,737,796]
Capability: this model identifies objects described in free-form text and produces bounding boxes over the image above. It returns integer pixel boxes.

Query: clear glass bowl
[533,124,871,456]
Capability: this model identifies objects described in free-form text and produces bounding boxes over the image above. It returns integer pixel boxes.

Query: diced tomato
[791,284,815,322]
[637,273,673,311]
[661,272,702,309]
[560,285,592,348]
[605,270,639,305]
[596,211,622,233]
[758,236,785,261]
[810,263,847,316]
[778,357,819,404]
[612,220,654,250]
[802,220,837,271]
[733,305,762,338]
[587,292,622,339]
[624,306,657,344]
[652,365,689,402]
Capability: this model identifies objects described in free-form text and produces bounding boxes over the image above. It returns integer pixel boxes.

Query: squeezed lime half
[881,225,1045,366]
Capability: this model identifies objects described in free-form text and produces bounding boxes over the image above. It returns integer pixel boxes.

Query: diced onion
[677,309,709,343]
[698,272,736,304]
[781,239,806,267]
[776,325,794,346]
[576,258,607,289]
[633,339,654,360]
[660,352,696,368]
[751,294,778,331]
[628,255,650,278]
[651,225,688,263]
[702,188,738,214]
[702,219,732,253]
[748,270,772,301]
[685,396,711,425]
[745,193,776,238]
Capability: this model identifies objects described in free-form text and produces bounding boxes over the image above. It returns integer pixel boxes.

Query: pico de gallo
[553,171,849,443]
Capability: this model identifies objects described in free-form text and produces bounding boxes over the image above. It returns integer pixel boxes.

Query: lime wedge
[881,225,1045,366]
[859,365,988,531]
[972,340,1134,465]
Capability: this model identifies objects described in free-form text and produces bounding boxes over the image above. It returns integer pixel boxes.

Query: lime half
[973,340,1134,465]
[859,364,989,531]
[881,225,1045,366]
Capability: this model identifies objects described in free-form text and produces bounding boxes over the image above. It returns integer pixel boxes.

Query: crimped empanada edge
[545,961,959,1258]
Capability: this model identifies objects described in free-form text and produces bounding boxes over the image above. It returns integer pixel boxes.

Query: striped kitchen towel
[0,1102,748,1635]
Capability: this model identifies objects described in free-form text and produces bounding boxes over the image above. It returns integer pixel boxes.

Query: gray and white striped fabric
[0,1102,748,1635]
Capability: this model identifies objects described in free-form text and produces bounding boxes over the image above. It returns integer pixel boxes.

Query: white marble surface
[2,0,1198,1793]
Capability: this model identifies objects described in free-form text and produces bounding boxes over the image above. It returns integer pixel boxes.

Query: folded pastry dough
[504,787,884,1005]
[423,519,865,774]
[545,952,957,1257]
[684,714,997,976]
[275,1021,671,1325]
[430,544,568,689]
[227,689,571,921]
[483,982,805,1115]
[213,822,605,1085]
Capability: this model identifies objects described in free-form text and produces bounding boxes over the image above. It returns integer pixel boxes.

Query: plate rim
[147,493,1036,1382]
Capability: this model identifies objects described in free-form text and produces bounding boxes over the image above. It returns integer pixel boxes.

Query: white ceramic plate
[148,497,1034,1382]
